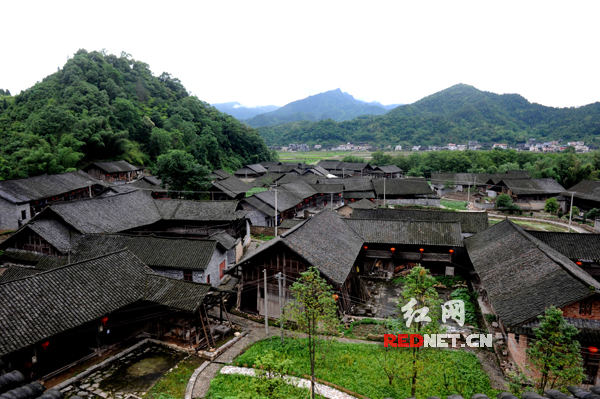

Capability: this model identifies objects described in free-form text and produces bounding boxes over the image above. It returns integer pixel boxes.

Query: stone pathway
[219,366,355,399]
[191,313,377,398]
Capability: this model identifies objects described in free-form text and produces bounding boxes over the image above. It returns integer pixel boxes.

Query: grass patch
[144,356,204,399]
[232,337,496,399]
[341,318,386,338]
[441,199,468,210]
[245,187,268,197]
[205,373,326,399]
[251,234,275,241]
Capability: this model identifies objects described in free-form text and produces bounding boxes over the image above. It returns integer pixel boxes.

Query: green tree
[544,197,559,214]
[571,206,580,217]
[341,155,365,163]
[284,266,338,399]
[526,306,584,393]
[154,150,210,199]
[496,193,513,209]
[371,151,392,166]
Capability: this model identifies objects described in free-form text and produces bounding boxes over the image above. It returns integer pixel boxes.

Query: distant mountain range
[211,102,280,120]
[242,89,401,128]
[257,84,600,147]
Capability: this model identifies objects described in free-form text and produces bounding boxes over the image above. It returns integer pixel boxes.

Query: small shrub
[484,313,497,324]
[557,211,563,219]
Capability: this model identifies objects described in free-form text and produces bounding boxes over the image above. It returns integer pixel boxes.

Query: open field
[275,150,411,164]
[224,337,496,399]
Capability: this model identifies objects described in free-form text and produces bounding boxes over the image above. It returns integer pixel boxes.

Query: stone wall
[473,202,495,210]
[205,247,228,286]
[561,299,600,320]
[0,199,30,231]
[151,268,184,279]
[250,226,280,236]
[507,333,540,378]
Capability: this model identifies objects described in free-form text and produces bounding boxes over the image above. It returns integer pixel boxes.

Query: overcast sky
[3,1,599,108]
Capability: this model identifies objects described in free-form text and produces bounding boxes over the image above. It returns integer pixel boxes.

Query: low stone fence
[386,198,441,207]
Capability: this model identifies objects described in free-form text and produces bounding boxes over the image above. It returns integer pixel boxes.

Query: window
[183,271,193,281]
[21,210,27,220]
[580,299,594,315]
[207,275,211,285]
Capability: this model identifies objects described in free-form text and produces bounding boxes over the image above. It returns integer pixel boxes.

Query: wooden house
[233,164,268,179]
[372,178,439,206]
[0,250,216,380]
[561,180,600,212]
[351,208,489,237]
[488,178,565,209]
[465,220,600,384]
[0,171,105,230]
[336,198,377,218]
[210,176,249,201]
[369,165,403,179]
[82,161,143,183]
[316,161,374,178]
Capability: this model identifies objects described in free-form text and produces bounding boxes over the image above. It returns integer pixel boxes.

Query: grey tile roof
[488,171,531,184]
[345,219,464,247]
[276,173,320,185]
[260,162,282,169]
[564,180,600,202]
[85,160,142,173]
[309,184,344,194]
[212,177,249,199]
[306,165,329,176]
[316,160,342,170]
[500,178,565,196]
[251,173,285,188]
[283,209,364,285]
[351,208,489,234]
[144,274,211,313]
[0,171,104,204]
[464,220,600,327]
[338,162,370,172]
[50,190,162,233]
[71,234,221,270]
[207,230,239,250]
[0,250,211,356]
[267,164,302,173]
[154,199,243,221]
[348,199,377,209]
[527,232,600,260]
[243,195,276,216]
[516,316,600,342]
[279,181,317,199]
[209,169,232,180]
[430,173,493,186]
[251,189,303,212]
[27,219,82,253]
[374,165,403,173]
[0,248,56,266]
[246,164,268,174]
[278,219,305,229]
[237,209,363,285]
[141,176,162,185]
[373,178,435,196]
[0,266,40,283]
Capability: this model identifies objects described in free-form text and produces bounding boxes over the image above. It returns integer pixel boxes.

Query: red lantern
[449,249,454,254]
[391,247,396,253]
[419,248,424,253]
[363,245,368,250]
[101,316,109,326]
[338,194,341,197]
[41,341,49,350]
[589,346,598,353]
[332,294,339,301]
[576,261,582,266]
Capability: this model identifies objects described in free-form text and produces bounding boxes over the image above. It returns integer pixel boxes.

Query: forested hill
[245,88,390,128]
[258,84,600,147]
[212,102,280,120]
[0,49,274,180]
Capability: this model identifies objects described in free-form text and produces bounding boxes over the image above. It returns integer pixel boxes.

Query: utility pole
[330,192,333,210]
[383,177,386,207]
[87,181,93,198]
[264,269,268,334]
[277,272,283,344]
[274,188,278,236]
[343,168,345,178]
[568,191,574,233]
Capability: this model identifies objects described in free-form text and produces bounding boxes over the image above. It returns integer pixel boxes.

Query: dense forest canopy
[0,49,274,179]
[258,84,600,147]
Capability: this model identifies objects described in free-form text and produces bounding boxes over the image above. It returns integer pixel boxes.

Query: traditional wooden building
[561,180,600,212]
[210,176,249,201]
[316,161,374,178]
[372,178,439,206]
[488,178,565,209]
[0,250,215,380]
[228,209,365,316]
[369,165,403,179]
[241,189,304,227]
[82,160,143,183]
[336,198,377,218]
[233,164,268,179]
[465,220,600,384]
[351,208,489,237]
[0,171,105,231]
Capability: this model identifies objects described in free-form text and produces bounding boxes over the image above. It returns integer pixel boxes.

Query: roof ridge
[348,217,464,224]
[83,232,218,243]
[0,248,133,285]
